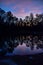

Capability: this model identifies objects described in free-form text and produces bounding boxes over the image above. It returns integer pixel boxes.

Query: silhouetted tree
[30,13,34,26]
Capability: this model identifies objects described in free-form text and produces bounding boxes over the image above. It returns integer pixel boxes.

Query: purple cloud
[0,0,43,18]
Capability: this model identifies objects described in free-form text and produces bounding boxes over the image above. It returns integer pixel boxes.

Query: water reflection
[0,35,43,55]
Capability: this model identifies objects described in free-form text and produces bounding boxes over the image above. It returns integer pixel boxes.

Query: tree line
[0,8,43,27]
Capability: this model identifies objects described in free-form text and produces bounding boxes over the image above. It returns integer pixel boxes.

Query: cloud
[0,0,32,6]
[0,0,43,18]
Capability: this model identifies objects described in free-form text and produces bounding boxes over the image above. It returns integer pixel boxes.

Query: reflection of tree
[14,42,19,48]
[16,35,43,50]
[36,40,43,49]
[0,35,43,55]
[7,41,14,53]
[33,36,38,43]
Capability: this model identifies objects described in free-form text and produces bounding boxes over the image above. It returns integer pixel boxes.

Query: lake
[0,34,43,65]
[0,35,43,55]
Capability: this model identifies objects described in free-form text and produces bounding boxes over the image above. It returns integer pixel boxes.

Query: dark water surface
[0,34,43,65]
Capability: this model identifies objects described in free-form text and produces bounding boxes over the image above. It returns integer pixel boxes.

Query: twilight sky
[0,0,43,18]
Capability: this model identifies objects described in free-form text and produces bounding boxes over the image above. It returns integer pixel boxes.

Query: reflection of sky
[0,0,43,18]
[6,43,43,55]
[13,43,43,55]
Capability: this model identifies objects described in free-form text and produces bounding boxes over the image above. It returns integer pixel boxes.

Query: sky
[0,0,43,19]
